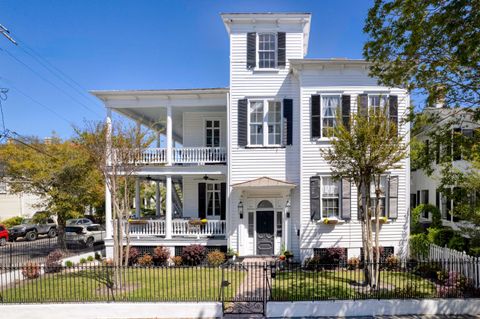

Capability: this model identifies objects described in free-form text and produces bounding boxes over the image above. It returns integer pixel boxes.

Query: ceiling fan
[194,175,218,181]
[145,175,162,182]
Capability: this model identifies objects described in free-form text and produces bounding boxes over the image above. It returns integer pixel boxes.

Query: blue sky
[0,0,373,138]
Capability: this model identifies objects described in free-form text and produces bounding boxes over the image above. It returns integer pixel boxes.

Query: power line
[0,77,74,125]
[0,47,102,117]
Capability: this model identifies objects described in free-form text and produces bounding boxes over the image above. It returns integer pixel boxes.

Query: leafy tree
[76,120,153,289]
[322,107,408,287]
[0,138,103,247]
[364,0,480,109]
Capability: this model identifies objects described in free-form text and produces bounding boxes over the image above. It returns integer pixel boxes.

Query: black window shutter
[311,95,321,138]
[341,95,351,131]
[388,176,398,219]
[198,183,206,219]
[389,95,398,134]
[238,99,248,147]
[341,178,351,220]
[445,188,452,220]
[277,32,286,67]
[283,99,293,145]
[220,183,226,220]
[310,176,321,221]
[436,189,440,209]
[417,190,420,206]
[247,32,256,69]
[358,94,368,117]
[453,128,462,160]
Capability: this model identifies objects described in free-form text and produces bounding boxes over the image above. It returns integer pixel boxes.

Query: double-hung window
[370,176,387,217]
[321,95,340,137]
[206,183,221,217]
[205,120,220,147]
[368,95,388,114]
[258,33,276,69]
[321,177,340,218]
[248,100,282,146]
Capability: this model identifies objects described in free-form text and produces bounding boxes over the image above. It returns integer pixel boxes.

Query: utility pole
[0,23,18,138]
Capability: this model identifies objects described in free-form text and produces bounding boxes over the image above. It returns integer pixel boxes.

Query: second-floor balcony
[136,147,227,165]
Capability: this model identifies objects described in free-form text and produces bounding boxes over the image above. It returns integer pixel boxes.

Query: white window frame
[205,183,221,218]
[320,176,341,220]
[257,32,277,70]
[320,94,341,138]
[370,175,388,218]
[247,99,283,147]
[367,94,389,115]
[204,119,221,148]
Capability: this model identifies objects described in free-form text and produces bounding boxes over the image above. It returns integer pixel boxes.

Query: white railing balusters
[126,219,226,237]
[117,147,226,165]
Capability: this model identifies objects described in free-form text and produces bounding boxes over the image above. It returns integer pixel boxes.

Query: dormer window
[258,33,277,69]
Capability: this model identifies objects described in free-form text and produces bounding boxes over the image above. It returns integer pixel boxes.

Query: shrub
[428,227,454,247]
[87,255,94,262]
[447,234,468,252]
[347,257,360,270]
[385,254,400,270]
[94,252,102,260]
[305,248,346,270]
[137,253,153,266]
[65,260,74,268]
[469,247,480,257]
[125,247,141,265]
[103,258,114,266]
[0,216,24,229]
[181,245,206,266]
[44,249,64,273]
[171,256,183,266]
[413,262,441,280]
[207,250,226,267]
[409,233,430,259]
[153,246,171,266]
[80,258,87,264]
[22,262,41,279]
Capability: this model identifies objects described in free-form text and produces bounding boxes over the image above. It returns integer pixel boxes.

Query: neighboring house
[0,179,41,220]
[93,12,410,260]
[411,105,479,230]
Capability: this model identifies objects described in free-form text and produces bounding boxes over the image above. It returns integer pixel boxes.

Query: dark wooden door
[256,211,274,255]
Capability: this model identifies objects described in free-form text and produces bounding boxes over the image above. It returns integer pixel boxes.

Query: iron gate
[220,262,272,315]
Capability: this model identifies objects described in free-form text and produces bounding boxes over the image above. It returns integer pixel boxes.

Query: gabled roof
[232,177,296,189]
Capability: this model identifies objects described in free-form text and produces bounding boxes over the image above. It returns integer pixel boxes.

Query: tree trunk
[56,214,67,250]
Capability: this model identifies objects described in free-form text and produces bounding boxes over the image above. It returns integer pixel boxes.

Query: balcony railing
[126,219,226,238]
[123,147,226,165]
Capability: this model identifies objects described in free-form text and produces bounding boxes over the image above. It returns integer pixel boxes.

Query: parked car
[65,224,105,248]
[0,224,8,245]
[8,218,57,241]
[66,218,93,226]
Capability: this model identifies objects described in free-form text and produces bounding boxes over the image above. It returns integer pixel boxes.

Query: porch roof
[231,177,296,189]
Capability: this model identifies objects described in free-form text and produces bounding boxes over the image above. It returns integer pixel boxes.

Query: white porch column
[166,103,173,166]
[155,181,161,218]
[105,108,113,239]
[135,178,141,218]
[165,175,172,239]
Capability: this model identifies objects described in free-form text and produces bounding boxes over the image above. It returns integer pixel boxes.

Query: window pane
[276,211,282,237]
[322,177,340,218]
[250,101,264,145]
[267,101,282,145]
[370,176,387,217]
[321,96,340,137]
[258,33,276,69]
[248,212,254,237]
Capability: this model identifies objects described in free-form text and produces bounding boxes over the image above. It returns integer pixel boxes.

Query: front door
[256,211,274,255]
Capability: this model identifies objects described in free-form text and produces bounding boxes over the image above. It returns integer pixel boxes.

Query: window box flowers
[128,219,148,225]
[371,216,389,224]
[188,219,208,226]
[320,217,344,225]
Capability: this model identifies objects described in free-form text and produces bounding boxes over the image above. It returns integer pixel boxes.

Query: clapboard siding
[228,28,304,254]
[298,67,410,259]
[183,112,227,147]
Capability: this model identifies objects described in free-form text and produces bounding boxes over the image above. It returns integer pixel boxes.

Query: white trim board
[0,302,222,319]
[267,299,480,317]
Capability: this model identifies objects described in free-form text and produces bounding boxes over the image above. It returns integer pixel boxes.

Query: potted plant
[279,254,286,261]
[284,250,294,261]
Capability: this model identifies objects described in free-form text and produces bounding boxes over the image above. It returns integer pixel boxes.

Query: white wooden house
[93,12,410,260]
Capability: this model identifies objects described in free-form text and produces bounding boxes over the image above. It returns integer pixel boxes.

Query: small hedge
[181,245,206,266]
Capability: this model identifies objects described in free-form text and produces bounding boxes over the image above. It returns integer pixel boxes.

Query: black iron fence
[0,238,105,269]
[1,260,480,304]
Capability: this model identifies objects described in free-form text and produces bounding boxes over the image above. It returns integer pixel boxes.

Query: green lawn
[0,267,245,303]
[271,268,437,301]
